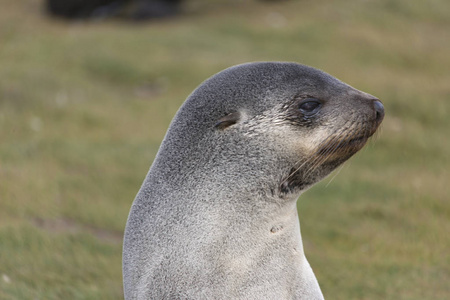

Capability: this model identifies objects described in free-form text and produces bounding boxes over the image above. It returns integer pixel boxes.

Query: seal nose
[373,100,385,123]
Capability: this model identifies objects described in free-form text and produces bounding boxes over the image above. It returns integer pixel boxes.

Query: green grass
[1,0,449,299]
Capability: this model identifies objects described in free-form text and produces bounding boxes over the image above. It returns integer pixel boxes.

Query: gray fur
[123,62,384,299]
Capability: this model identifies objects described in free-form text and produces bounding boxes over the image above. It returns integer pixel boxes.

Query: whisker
[279,117,376,193]
[325,163,346,188]
[303,128,349,179]
[283,129,340,182]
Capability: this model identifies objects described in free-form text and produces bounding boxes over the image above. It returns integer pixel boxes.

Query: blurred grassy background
[0,0,449,299]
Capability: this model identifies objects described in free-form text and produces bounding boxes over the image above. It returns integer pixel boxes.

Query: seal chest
[123,62,384,299]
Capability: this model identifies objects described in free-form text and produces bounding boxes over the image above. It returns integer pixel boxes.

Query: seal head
[123,62,384,299]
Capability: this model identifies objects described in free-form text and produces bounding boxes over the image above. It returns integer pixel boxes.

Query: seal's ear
[215,111,240,130]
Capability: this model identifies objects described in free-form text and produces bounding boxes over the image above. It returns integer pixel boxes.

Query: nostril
[373,100,385,122]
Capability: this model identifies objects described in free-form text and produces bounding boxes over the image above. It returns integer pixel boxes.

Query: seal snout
[364,99,384,138]
[373,100,385,124]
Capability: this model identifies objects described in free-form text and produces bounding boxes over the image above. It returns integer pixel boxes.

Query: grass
[0,0,449,299]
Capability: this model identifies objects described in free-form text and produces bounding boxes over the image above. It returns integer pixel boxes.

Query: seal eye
[299,98,321,115]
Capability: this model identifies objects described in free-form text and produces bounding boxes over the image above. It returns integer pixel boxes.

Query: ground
[0,0,449,299]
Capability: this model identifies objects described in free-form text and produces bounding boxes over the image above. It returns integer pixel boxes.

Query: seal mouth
[317,135,369,157]
[279,130,374,194]
[338,136,369,150]
[279,133,371,194]
[316,119,380,159]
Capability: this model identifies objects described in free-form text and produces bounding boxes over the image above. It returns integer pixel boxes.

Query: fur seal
[123,62,384,299]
